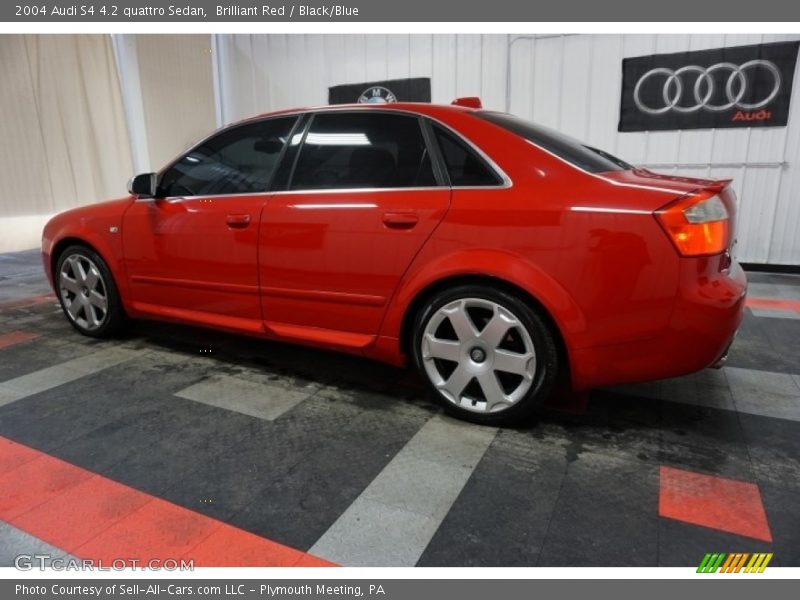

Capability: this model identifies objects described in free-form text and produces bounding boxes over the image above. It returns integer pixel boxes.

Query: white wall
[3,33,797,263]
[214,34,511,125]
[135,34,217,170]
[214,33,800,266]
[509,34,800,266]
[0,35,133,253]
[114,34,217,173]
[0,34,217,252]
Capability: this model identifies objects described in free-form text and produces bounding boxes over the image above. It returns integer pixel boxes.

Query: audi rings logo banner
[619,41,800,132]
[328,77,431,105]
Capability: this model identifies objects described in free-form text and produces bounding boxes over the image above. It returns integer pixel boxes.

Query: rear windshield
[475,111,631,173]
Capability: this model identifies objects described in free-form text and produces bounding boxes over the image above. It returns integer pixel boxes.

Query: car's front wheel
[55,245,126,338]
[411,284,560,426]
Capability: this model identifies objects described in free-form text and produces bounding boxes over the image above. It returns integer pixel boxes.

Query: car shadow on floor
[130,316,763,496]
[126,318,692,438]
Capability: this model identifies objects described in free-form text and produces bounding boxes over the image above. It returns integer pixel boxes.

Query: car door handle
[226,214,251,228]
[382,212,419,229]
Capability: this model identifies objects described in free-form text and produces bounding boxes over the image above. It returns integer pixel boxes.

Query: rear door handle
[226,214,251,228]
[382,212,419,229]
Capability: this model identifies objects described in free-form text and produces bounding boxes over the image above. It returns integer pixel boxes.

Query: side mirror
[127,173,158,198]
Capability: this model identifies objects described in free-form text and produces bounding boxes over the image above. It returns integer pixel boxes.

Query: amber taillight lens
[655,193,730,256]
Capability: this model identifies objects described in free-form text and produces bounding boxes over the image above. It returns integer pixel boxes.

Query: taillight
[655,193,730,256]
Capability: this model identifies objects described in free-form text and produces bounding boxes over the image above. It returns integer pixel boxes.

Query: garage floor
[1,249,798,568]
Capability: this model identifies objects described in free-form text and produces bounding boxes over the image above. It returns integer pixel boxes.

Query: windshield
[475,111,631,173]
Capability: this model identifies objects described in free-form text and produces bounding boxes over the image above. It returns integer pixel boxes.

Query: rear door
[259,111,450,344]
[122,116,298,329]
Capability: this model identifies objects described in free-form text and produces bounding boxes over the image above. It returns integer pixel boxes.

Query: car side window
[433,125,503,187]
[158,116,297,197]
[290,112,438,191]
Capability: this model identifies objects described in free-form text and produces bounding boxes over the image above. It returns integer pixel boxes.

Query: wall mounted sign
[619,41,800,132]
[329,77,431,105]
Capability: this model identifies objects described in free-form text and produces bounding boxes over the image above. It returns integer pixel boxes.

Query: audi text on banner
[618,41,800,131]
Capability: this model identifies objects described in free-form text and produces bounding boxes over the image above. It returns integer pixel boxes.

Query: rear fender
[378,248,585,357]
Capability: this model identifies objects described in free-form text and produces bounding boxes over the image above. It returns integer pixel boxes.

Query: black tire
[54,244,127,338]
[411,284,560,426]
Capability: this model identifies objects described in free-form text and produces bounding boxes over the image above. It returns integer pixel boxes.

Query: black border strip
[741,263,800,275]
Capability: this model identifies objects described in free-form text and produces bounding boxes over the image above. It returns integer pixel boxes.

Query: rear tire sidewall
[411,284,559,426]
[55,245,125,338]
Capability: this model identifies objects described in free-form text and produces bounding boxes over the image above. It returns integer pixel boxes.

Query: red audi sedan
[42,99,746,425]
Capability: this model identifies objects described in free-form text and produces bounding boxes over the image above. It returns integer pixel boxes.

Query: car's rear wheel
[411,284,560,426]
[55,245,125,338]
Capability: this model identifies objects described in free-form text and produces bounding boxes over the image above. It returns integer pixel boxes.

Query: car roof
[234,102,476,126]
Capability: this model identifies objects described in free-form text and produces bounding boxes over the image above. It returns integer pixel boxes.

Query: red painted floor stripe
[746,296,800,313]
[12,474,153,552]
[188,524,331,567]
[0,331,40,349]
[0,452,93,521]
[0,437,42,477]
[658,466,773,542]
[0,437,336,567]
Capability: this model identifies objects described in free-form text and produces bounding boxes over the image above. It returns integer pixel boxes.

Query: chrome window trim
[152,113,302,199]
[426,119,512,190]
[135,186,451,203]
[294,107,513,191]
[269,186,449,197]
[134,106,513,202]
[156,113,303,178]
[287,109,443,192]
[135,191,275,203]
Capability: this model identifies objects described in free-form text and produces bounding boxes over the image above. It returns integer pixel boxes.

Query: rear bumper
[710,337,734,369]
[570,256,746,390]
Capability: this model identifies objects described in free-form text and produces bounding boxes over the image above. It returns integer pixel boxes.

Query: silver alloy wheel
[421,298,537,413]
[58,254,109,331]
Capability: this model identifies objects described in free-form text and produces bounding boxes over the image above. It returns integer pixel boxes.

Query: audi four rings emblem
[633,60,782,115]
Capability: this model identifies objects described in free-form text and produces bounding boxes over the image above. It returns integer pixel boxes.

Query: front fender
[42,197,133,305]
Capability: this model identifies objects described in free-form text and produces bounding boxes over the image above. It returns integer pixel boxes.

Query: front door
[122,115,298,330]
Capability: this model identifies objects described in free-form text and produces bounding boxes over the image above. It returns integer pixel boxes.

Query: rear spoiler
[704,178,733,193]
[634,168,733,194]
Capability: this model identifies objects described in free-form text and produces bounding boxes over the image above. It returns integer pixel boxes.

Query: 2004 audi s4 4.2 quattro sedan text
[41,99,746,425]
